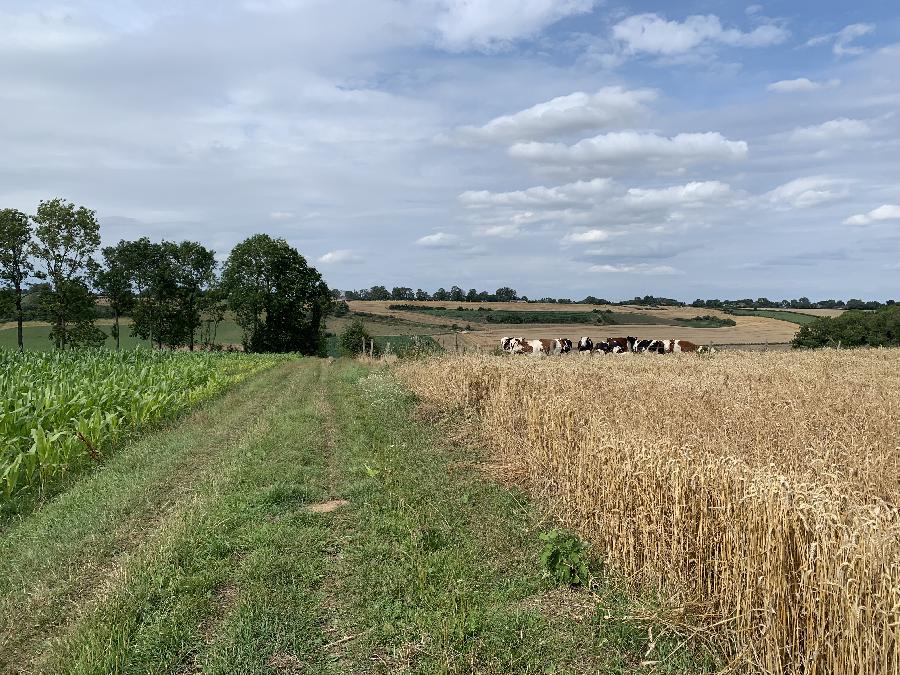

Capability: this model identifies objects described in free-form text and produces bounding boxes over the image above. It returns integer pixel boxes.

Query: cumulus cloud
[765,176,848,208]
[612,13,788,56]
[459,178,612,208]
[509,131,748,168]
[843,205,900,226]
[433,0,597,52]
[415,232,461,248]
[588,263,682,274]
[789,118,871,143]
[317,249,363,264]
[563,228,614,243]
[767,77,840,93]
[806,23,875,56]
[623,181,733,209]
[455,87,656,143]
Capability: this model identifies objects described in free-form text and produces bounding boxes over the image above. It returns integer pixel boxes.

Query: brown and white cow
[578,337,593,354]
[516,338,571,355]
[606,336,638,353]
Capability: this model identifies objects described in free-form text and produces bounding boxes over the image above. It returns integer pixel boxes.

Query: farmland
[395,349,900,673]
[0,349,284,514]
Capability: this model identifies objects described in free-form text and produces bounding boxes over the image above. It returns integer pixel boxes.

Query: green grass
[325,334,444,358]
[0,318,245,351]
[0,360,720,673]
[725,309,818,325]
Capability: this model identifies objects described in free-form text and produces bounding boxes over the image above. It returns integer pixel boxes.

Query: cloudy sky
[1,1,898,300]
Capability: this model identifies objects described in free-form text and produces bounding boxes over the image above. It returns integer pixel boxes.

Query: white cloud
[0,8,110,51]
[806,23,875,56]
[767,77,840,93]
[456,87,656,142]
[765,176,848,208]
[269,210,294,220]
[459,178,612,208]
[612,13,788,56]
[509,131,748,168]
[624,181,733,208]
[433,0,596,52]
[588,263,682,274]
[563,228,613,243]
[480,224,522,238]
[317,249,363,264]
[416,232,461,248]
[843,205,900,226]
[789,118,871,143]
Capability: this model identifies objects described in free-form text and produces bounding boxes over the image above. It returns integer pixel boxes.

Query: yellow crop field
[395,349,900,673]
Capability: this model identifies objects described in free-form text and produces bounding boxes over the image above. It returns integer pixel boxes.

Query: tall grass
[395,350,900,673]
[0,349,286,508]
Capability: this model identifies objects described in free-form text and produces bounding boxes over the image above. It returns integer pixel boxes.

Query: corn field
[0,350,285,506]
[395,350,900,674]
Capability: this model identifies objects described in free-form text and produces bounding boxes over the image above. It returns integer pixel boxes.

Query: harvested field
[395,350,900,674]
[349,301,801,348]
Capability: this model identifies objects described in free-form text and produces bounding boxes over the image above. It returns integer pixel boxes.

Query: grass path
[0,359,717,674]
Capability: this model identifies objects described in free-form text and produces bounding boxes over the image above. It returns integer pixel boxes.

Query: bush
[792,307,900,349]
[539,529,590,586]
[331,300,350,317]
[340,319,377,356]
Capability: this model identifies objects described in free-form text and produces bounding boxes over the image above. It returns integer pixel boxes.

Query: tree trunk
[14,280,23,352]
[114,310,120,351]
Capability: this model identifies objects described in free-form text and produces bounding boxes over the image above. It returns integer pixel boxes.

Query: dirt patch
[267,651,303,672]
[519,586,599,622]
[305,499,349,513]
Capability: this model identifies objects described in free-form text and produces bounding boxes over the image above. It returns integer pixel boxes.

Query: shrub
[539,529,590,586]
[340,319,377,357]
[331,300,350,317]
[792,306,900,348]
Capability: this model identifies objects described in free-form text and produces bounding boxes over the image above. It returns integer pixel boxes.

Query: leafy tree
[449,285,464,302]
[391,286,414,301]
[792,307,900,349]
[415,288,430,301]
[465,288,478,302]
[339,318,376,356]
[495,286,518,302]
[222,234,331,354]
[94,242,135,350]
[331,300,350,317]
[0,208,34,351]
[433,287,448,301]
[174,241,217,351]
[30,198,101,349]
[368,285,391,301]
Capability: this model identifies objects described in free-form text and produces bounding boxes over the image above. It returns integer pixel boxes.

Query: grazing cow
[557,338,573,354]
[634,339,666,354]
[661,339,701,353]
[578,337,593,354]
[607,336,638,353]
[592,339,613,354]
[500,337,513,352]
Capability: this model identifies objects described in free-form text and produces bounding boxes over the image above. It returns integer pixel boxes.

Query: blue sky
[1,1,898,300]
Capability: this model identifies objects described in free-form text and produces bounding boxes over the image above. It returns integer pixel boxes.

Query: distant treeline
[341,286,895,310]
[0,200,332,353]
[792,306,900,349]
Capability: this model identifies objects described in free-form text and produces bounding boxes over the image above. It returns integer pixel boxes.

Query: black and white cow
[578,337,593,354]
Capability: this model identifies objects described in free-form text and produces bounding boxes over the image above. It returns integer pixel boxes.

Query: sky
[1,1,898,300]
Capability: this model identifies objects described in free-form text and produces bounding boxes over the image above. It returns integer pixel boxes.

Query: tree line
[0,199,332,354]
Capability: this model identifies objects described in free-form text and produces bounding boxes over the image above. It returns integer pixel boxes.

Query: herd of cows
[499,336,714,355]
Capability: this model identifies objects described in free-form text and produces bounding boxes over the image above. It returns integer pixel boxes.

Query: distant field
[0,318,245,351]
[349,301,801,348]
[726,309,819,325]
[386,305,735,328]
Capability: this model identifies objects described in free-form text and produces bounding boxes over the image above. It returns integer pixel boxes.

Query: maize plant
[0,349,286,505]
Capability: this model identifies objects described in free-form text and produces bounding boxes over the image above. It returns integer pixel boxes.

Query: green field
[388,305,733,328]
[0,359,718,673]
[725,309,819,325]
[0,318,246,351]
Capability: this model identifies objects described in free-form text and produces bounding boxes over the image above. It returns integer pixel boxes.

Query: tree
[433,287,448,301]
[222,234,332,354]
[792,307,900,349]
[391,286,414,301]
[495,286,518,302]
[30,198,101,349]
[339,318,376,356]
[449,285,464,302]
[368,285,391,301]
[173,241,217,351]
[95,242,135,350]
[465,288,478,302]
[415,288,430,301]
[0,208,34,351]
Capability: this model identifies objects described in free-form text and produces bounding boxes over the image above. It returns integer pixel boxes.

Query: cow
[607,336,638,353]
[578,337,593,354]
[592,339,613,354]
[660,339,705,353]
[500,337,514,352]
[517,338,571,355]
[557,338,573,354]
[634,339,666,354]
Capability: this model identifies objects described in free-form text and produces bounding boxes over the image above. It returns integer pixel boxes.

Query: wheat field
[395,349,900,674]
